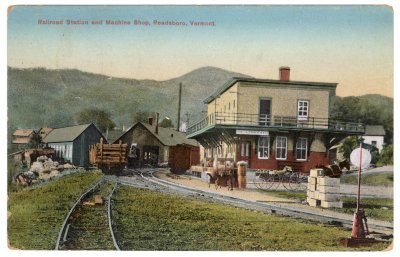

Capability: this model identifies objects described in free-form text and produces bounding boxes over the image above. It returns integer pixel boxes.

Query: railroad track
[55,176,120,250]
[122,168,393,236]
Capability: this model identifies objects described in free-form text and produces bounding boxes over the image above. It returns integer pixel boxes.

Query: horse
[207,168,235,190]
[317,159,350,178]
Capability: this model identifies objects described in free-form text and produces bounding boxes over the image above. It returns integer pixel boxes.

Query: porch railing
[186,112,365,136]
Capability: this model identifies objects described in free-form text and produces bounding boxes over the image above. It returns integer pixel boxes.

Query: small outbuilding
[115,119,199,173]
[43,123,106,167]
[12,129,35,144]
[362,125,386,152]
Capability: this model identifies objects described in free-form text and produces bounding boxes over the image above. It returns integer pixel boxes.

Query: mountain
[7,66,251,134]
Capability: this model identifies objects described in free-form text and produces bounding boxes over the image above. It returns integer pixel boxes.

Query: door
[237,141,251,167]
[142,145,159,167]
[259,99,271,126]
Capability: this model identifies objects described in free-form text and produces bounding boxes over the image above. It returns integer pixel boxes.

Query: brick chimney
[279,66,290,81]
[155,113,159,134]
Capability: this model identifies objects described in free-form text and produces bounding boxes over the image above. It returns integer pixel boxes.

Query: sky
[6,4,395,98]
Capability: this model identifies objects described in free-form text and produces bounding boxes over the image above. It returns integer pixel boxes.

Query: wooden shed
[115,121,199,173]
[43,123,106,167]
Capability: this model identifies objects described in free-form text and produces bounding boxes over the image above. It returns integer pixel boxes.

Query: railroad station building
[186,67,365,173]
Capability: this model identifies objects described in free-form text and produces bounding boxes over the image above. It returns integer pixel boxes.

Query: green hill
[7,66,249,134]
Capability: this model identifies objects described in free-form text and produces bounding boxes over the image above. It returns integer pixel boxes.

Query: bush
[377,144,393,166]
[8,159,25,191]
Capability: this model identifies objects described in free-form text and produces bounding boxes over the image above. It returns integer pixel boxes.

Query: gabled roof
[13,129,35,137]
[204,77,338,104]
[43,124,100,143]
[116,122,198,147]
[364,125,386,136]
[106,129,125,144]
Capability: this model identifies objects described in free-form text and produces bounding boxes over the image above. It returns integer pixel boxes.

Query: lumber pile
[89,138,128,167]
[307,168,343,208]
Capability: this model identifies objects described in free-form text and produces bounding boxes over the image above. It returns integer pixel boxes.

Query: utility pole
[177,82,182,131]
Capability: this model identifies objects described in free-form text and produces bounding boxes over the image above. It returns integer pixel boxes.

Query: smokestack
[177,82,182,131]
[148,117,154,126]
[279,66,290,81]
[155,113,159,134]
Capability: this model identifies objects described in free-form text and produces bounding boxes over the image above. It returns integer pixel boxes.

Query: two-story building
[186,67,364,173]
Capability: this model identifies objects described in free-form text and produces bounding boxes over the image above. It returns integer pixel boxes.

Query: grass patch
[112,186,388,251]
[7,171,103,250]
[333,197,393,222]
[341,173,393,186]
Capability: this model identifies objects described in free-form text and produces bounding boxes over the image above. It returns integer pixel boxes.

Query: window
[298,100,309,120]
[258,136,270,159]
[276,136,287,160]
[371,140,377,147]
[296,137,308,160]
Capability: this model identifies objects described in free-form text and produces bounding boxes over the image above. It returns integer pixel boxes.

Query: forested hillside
[330,94,393,143]
[7,66,249,132]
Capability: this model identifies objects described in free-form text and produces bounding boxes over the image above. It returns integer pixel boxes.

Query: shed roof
[43,124,98,143]
[116,122,198,147]
[204,77,337,104]
[364,125,386,136]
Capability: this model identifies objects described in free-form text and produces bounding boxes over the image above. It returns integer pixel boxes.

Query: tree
[27,132,43,149]
[339,136,359,160]
[74,108,116,133]
[130,111,156,124]
[378,144,393,166]
[159,117,174,128]
[330,95,393,144]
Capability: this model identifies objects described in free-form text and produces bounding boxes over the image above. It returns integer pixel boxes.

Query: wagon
[252,166,308,191]
[89,138,128,173]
